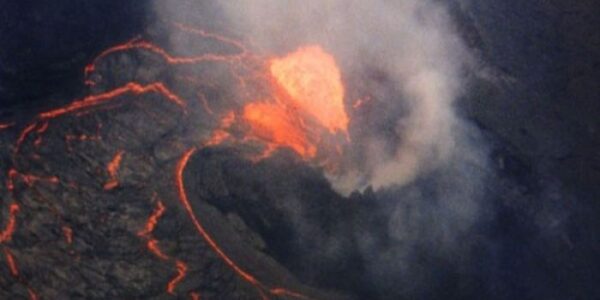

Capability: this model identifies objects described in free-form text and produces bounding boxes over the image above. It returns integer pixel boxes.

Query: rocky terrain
[0,0,598,299]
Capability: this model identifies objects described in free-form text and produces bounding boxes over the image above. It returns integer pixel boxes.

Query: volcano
[1,1,599,300]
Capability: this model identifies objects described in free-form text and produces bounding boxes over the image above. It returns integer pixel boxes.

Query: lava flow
[14,81,188,155]
[104,150,125,190]
[0,19,350,299]
[243,101,317,158]
[176,148,310,300]
[3,248,19,277]
[137,195,191,294]
[0,203,19,243]
[269,45,348,134]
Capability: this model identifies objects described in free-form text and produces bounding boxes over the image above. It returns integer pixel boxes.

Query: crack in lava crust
[175,148,311,300]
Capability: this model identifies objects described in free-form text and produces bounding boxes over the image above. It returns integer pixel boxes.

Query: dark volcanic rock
[0,1,598,299]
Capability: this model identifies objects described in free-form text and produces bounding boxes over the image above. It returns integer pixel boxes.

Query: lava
[138,199,169,260]
[2,247,38,300]
[15,123,39,154]
[39,82,186,119]
[7,169,59,194]
[21,174,59,187]
[0,203,19,243]
[204,111,235,147]
[243,101,316,158]
[167,260,188,295]
[84,38,245,78]
[172,22,248,56]
[1,20,345,298]
[104,150,125,190]
[175,149,260,286]
[15,82,187,154]
[138,199,166,238]
[239,45,349,161]
[3,248,19,277]
[62,226,73,245]
[175,148,310,300]
[269,45,348,134]
[270,288,312,300]
[137,196,189,293]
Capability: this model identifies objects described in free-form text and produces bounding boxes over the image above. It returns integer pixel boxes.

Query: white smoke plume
[154,0,477,193]
[215,0,474,193]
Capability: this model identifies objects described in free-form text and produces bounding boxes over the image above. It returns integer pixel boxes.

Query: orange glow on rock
[62,226,73,244]
[269,45,348,134]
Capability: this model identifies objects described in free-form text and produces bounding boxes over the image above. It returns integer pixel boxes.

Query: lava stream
[269,45,348,134]
[104,150,125,190]
[138,199,169,260]
[167,260,188,295]
[2,247,39,300]
[84,38,245,77]
[0,123,14,131]
[172,22,248,56]
[15,82,187,154]
[175,148,310,300]
[3,248,19,276]
[0,203,19,243]
[137,197,189,294]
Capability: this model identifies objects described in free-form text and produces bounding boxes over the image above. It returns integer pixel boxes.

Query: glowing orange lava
[39,82,187,119]
[62,226,73,245]
[270,45,348,134]
[137,196,189,293]
[138,199,169,260]
[243,101,316,158]
[84,39,245,78]
[14,82,187,154]
[0,203,20,243]
[4,248,19,277]
[175,148,310,300]
[167,260,188,295]
[104,150,125,190]
[240,45,348,161]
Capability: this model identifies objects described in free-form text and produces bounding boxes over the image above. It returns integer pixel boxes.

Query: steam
[154,0,492,297]
[215,0,472,193]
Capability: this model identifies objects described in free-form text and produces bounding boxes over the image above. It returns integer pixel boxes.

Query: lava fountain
[240,45,349,163]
